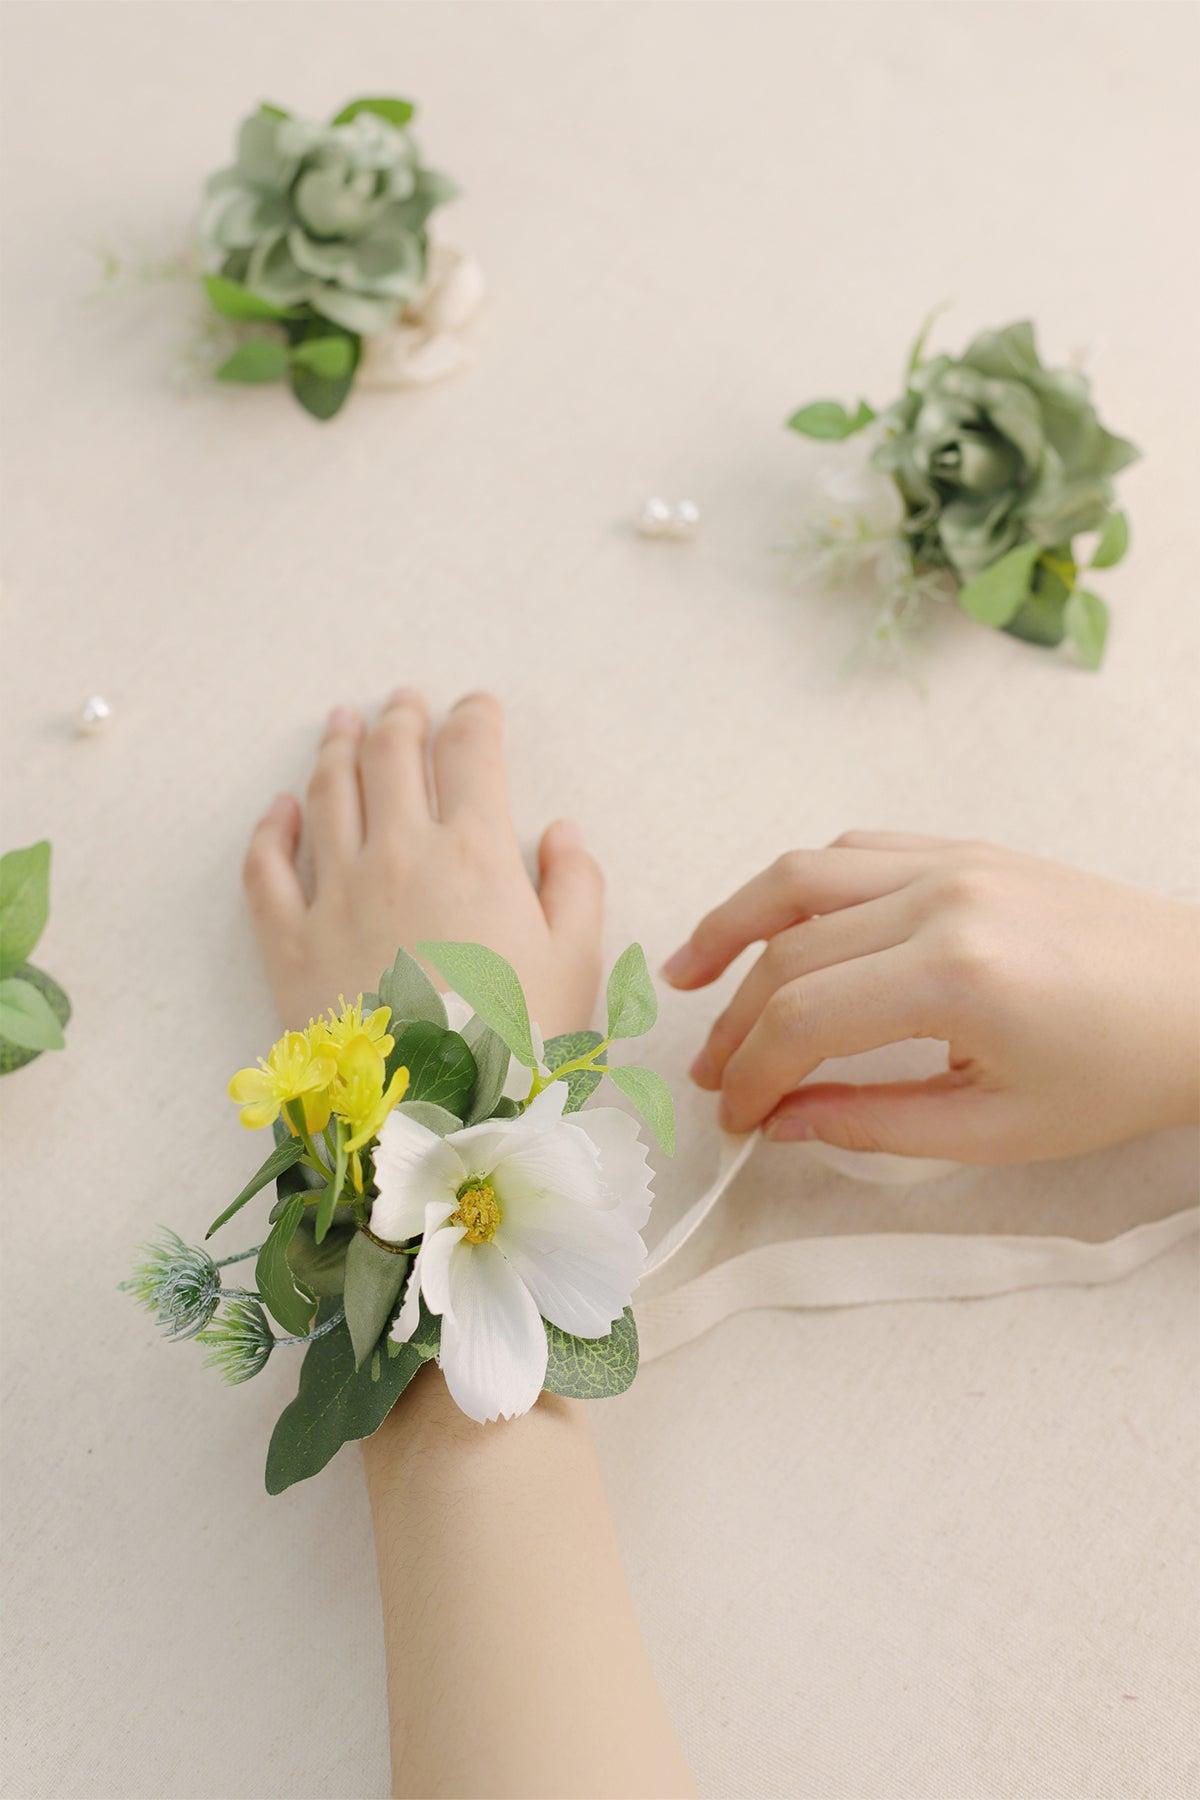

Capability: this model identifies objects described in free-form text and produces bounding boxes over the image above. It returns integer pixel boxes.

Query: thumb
[538,819,605,947]
[764,1076,1000,1164]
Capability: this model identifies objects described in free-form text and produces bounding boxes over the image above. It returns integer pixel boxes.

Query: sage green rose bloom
[200,104,456,335]
[873,321,1138,580]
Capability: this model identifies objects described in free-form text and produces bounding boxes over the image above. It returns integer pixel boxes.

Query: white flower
[371,1083,652,1422]
[356,246,484,389]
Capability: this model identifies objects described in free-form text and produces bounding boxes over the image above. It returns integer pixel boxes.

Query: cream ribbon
[634,1131,1199,1366]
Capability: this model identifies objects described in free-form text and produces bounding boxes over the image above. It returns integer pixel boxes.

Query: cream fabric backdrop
[2,4,1197,1797]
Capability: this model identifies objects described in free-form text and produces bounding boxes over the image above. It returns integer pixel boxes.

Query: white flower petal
[438,1241,547,1422]
[567,1106,655,1230]
[371,1112,464,1243]
[522,1080,568,1128]
[418,1217,465,1317]
[488,1114,605,1216]
[390,1205,462,1342]
[495,1194,644,1338]
[442,993,472,1033]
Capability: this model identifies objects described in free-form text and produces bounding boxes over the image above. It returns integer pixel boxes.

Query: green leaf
[460,1017,512,1124]
[905,301,949,373]
[392,1099,462,1137]
[332,96,415,128]
[416,942,536,1067]
[265,1306,439,1493]
[255,1193,317,1336]
[543,1030,604,1113]
[0,975,65,1051]
[377,946,448,1030]
[1064,588,1110,671]
[607,1064,676,1155]
[290,336,356,378]
[203,274,301,322]
[957,541,1041,628]
[0,841,51,975]
[216,338,290,383]
[314,1121,348,1245]
[543,1308,639,1399]
[0,963,70,1076]
[289,327,360,420]
[285,1217,353,1298]
[390,1020,477,1116]
[259,101,290,120]
[206,1135,304,1238]
[605,942,657,1041]
[786,399,874,441]
[1091,511,1130,570]
[344,1230,410,1367]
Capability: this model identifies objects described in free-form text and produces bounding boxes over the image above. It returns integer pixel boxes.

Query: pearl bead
[76,695,112,735]
[638,497,700,540]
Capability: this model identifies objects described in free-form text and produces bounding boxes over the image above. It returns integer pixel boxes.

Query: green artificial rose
[873,320,1138,582]
[200,102,456,336]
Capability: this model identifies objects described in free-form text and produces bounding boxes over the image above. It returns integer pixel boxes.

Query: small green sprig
[0,842,70,1075]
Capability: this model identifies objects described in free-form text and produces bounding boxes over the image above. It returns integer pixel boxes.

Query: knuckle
[773,849,811,891]
[830,829,868,849]
[763,980,805,1037]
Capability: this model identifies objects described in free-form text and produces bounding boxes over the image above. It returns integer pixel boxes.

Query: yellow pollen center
[452,1180,501,1244]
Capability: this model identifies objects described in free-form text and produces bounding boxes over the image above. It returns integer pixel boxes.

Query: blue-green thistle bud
[123,1230,222,1340]
[197,1298,275,1385]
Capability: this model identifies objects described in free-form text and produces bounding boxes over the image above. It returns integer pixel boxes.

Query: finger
[361,689,431,839]
[830,830,957,852]
[690,892,916,1089]
[538,819,605,947]
[243,793,305,934]
[305,707,364,876]
[764,1074,1009,1163]
[718,947,928,1133]
[663,848,932,990]
[432,692,510,822]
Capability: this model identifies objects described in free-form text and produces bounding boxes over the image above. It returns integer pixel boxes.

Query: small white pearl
[76,695,112,736]
[638,497,673,538]
[669,499,700,538]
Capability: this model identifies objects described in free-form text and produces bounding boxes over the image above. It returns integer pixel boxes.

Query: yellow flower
[228,1030,337,1132]
[309,996,394,1068]
[331,1034,410,1189]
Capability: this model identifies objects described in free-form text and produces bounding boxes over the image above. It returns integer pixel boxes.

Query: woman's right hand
[664,834,1200,1164]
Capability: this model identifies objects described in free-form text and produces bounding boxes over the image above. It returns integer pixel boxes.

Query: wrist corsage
[787,317,1138,668]
[198,97,481,418]
[127,943,674,1493]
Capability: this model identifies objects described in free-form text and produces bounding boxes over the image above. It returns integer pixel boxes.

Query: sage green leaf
[957,541,1041,627]
[314,1121,347,1245]
[255,1193,317,1336]
[344,1230,409,1367]
[0,963,70,1075]
[216,338,290,383]
[290,335,355,378]
[543,1308,639,1399]
[377,946,448,1029]
[0,976,65,1051]
[1064,588,1110,671]
[286,1217,353,1298]
[1091,510,1130,570]
[390,1020,477,1116]
[206,1135,304,1238]
[607,1064,676,1155]
[0,840,50,975]
[290,351,357,420]
[265,1305,439,1493]
[392,1099,461,1136]
[605,943,657,1041]
[203,274,301,322]
[786,399,873,441]
[259,102,290,121]
[461,1017,511,1124]
[543,1030,604,1113]
[417,942,535,1067]
[331,96,416,128]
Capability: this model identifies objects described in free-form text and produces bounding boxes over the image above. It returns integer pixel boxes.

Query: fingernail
[327,705,357,734]
[688,1048,717,1087]
[662,943,698,984]
[551,818,583,847]
[765,1113,814,1142]
[385,687,419,709]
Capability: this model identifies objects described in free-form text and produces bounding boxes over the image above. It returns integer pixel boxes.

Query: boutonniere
[127,943,674,1493]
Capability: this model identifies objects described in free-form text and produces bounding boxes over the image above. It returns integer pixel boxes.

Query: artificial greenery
[788,318,1138,668]
[200,97,456,420]
[0,842,70,1075]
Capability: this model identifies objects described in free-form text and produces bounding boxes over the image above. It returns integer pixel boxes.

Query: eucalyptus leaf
[206,1135,304,1239]
[543,1308,639,1399]
[344,1230,410,1368]
[265,1304,439,1494]
[255,1193,317,1336]
[0,841,51,975]
[957,541,1041,627]
[461,1017,511,1124]
[390,1020,476,1116]
[331,96,416,128]
[1064,588,1110,670]
[607,1064,676,1155]
[417,942,535,1067]
[786,399,874,441]
[0,963,70,1076]
[203,274,301,322]
[377,946,448,1029]
[605,943,657,1041]
[392,1099,462,1137]
[543,1029,604,1113]
[216,338,290,383]
[1091,511,1130,570]
[0,976,65,1051]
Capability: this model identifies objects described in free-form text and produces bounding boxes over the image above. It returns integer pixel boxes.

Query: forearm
[363,1369,695,1800]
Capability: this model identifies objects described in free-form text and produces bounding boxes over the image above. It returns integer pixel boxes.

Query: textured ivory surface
[1,4,1198,1797]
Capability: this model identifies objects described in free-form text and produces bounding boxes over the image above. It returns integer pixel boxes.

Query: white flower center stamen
[452,1178,501,1244]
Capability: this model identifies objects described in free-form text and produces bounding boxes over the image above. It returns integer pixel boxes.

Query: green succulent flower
[200,101,456,336]
[873,320,1138,582]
